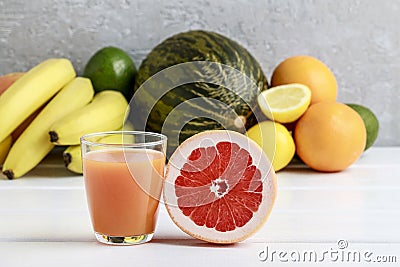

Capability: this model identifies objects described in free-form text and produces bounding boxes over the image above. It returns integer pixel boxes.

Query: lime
[258,83,311,123]
[83,46,136,100]
[346,103,379,150]
[246,121,295,171]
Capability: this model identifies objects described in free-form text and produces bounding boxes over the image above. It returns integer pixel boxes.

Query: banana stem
[49,131,59,143]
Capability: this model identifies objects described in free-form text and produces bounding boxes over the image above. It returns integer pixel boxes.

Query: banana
[96,121,135,144]
[63,145,82,174]
[49,90,129,145]
[121,120,134,131]
[0,135,12,166]
[12,104,45,141]
[63,121,135,174]
[0,58,75,143]
[2,77,94,179]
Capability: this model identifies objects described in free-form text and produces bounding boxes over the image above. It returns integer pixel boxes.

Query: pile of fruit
[247,55,379,172]
[0,30,379,180]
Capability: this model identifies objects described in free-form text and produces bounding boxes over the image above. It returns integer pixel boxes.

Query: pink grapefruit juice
[83,149,165,236]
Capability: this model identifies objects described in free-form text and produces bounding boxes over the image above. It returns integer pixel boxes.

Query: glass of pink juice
[80,131,167,245]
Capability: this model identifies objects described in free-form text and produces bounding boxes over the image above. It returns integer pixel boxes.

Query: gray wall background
[0,0,398,146]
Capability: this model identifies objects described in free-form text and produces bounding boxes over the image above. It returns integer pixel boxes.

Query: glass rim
[80,131,167,148]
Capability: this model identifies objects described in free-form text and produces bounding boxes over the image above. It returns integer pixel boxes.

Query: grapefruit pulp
[163,130,277,244]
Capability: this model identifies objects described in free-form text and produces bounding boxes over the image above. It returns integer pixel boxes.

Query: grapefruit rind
[163,130,277,244]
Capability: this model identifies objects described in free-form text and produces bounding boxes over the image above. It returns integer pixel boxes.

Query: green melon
[132,30,268,156]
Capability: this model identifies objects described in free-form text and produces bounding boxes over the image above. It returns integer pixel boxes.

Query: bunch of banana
[0,58,131,179]
[0,59,76,178]
[2,77,94,179]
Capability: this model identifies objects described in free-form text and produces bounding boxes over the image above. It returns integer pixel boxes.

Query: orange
[271,55,338,105]
[294,102,366,172]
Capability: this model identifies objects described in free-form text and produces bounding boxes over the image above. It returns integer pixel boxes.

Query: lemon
[257,83,311,123]
[246,121,295,171]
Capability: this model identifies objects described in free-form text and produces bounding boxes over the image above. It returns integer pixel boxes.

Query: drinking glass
[81,131,167,245]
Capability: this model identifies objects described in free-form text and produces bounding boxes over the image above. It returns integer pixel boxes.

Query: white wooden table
[1,147,399,266]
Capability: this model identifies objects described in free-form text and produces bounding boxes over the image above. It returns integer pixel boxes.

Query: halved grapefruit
[163,130,277,244]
